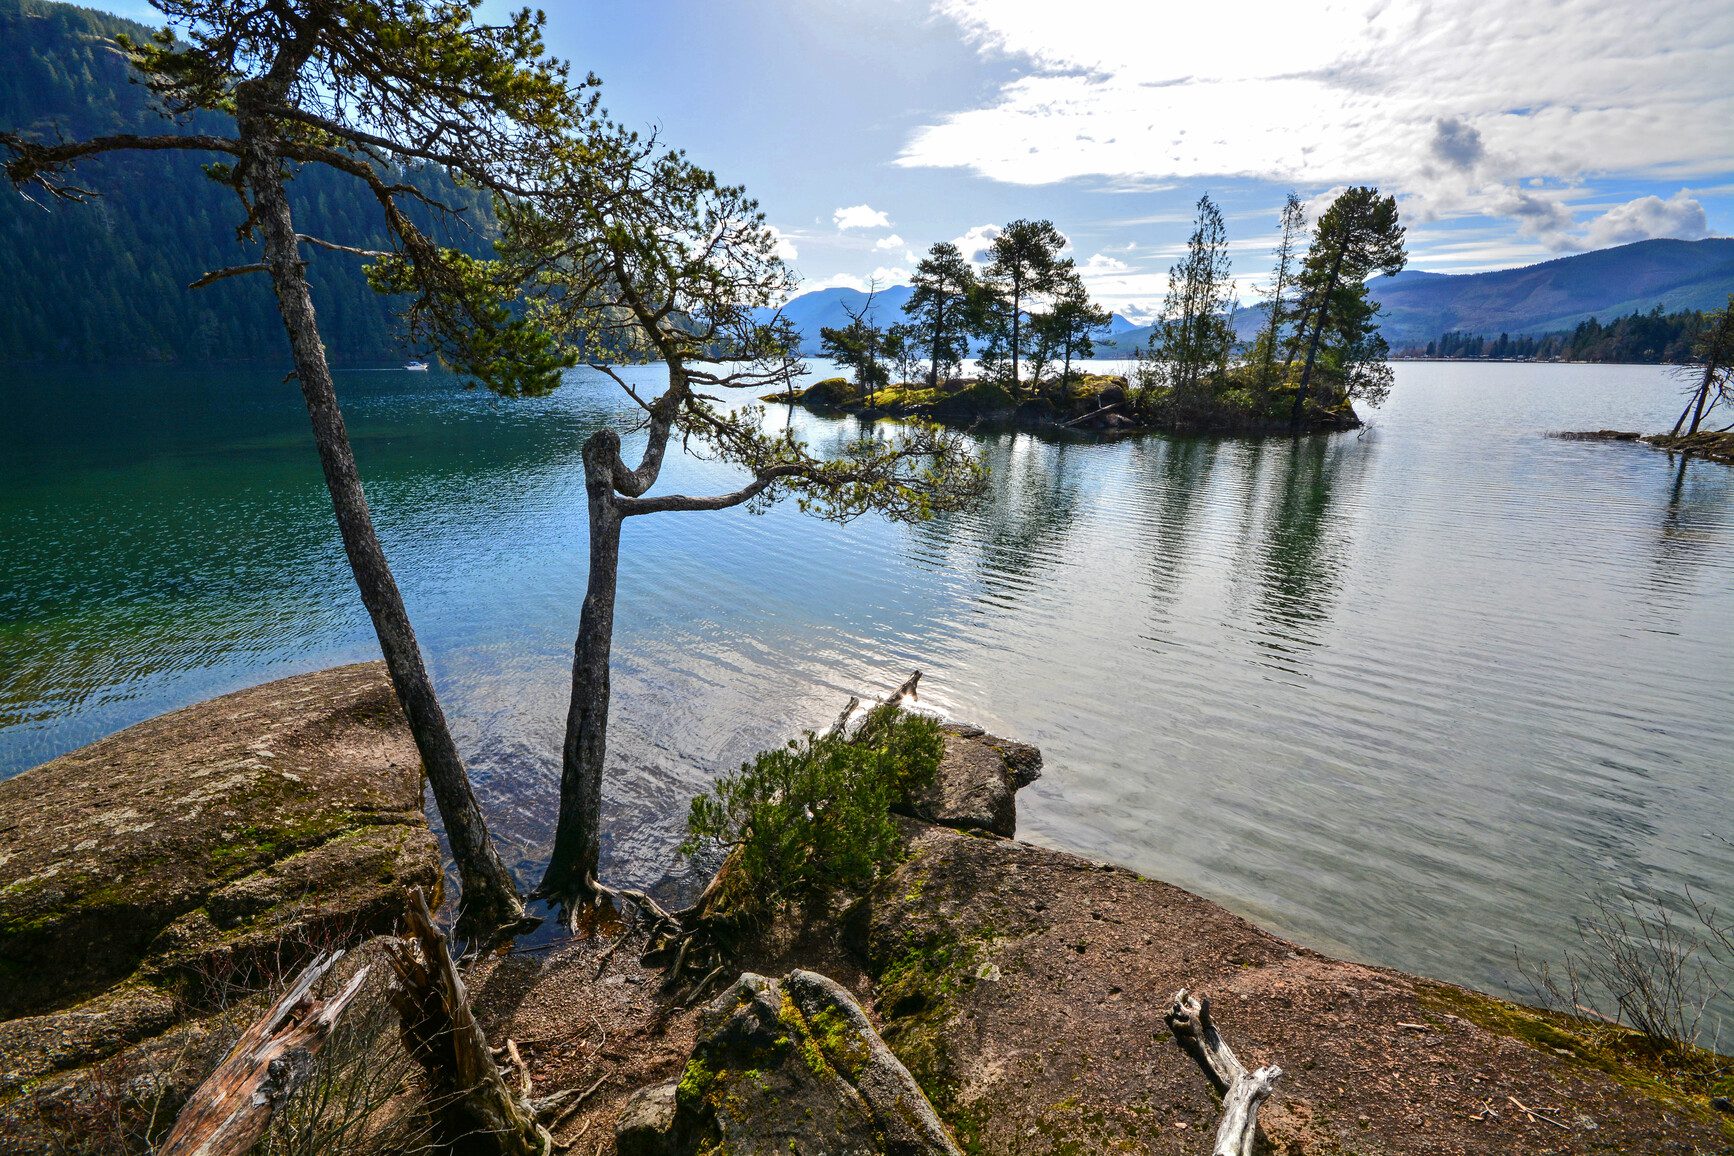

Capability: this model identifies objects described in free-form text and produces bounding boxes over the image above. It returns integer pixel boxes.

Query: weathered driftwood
[1165,988,1283,1156]
[831,669,923,737]
[385,888,551,1156]
[158,951,369,1156]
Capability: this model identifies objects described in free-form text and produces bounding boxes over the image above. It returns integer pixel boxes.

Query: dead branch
[158,951,369,1156]
[1165,989,1283,1156]
[189,263,270,290]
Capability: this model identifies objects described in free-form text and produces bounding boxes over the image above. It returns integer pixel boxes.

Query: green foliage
[1030,272,1109,393]
[979,218,1073,390]
[682,707,945,914]
[1287,186,1407,411]
[1417,306,1714,363]
[903,241,978,385]
[819,313,889,395]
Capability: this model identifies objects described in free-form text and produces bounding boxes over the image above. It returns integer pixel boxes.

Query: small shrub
[1520,889,1734,1056]
[682,707,944,915]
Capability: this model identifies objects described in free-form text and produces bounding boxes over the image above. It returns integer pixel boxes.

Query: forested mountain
[1366,239,1734,347]
[1402,307,1712,363]
[0,0,495,364]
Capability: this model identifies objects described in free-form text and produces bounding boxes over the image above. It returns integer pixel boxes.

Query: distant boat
[404,360,430,371]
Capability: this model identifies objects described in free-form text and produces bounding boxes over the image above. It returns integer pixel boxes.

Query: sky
[101,0,1734,322]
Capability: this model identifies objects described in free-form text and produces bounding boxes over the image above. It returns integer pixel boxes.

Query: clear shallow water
[3,360,1731,1017]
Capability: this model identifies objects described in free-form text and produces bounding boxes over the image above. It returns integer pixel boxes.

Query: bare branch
[295,234,390,259]
[189,262,269,289]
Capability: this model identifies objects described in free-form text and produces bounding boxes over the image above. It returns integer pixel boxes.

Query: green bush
[682,707,944,913]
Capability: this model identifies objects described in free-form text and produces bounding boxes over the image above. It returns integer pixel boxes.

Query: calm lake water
[3,359,1731,1018]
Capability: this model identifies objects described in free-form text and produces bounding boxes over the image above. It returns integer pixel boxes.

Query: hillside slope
[0,0,494,365]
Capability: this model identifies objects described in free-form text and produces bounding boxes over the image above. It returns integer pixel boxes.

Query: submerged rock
[0,662,436,1109]
[619,969,959,1156]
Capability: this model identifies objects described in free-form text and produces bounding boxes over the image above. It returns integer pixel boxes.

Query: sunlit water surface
[3,360,1730,1017]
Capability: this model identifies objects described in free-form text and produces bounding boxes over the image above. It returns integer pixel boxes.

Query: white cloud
[833,204,893,231]
[800,266,914,293]
[1582,191,1710,248]
[874,233,907,251]
[908,0,1734,242]
[767,226,798,263]
[951,223,1001,265]
[1078,253,1129,275]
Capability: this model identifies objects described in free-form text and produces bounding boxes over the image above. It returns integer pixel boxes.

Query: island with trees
[779,189,1409,437]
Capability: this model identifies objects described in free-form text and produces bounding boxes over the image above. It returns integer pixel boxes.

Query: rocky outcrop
[895,723,1041,839]
[850,823,1731,1154]
[617,969,958,1156]
[0,663,437,1122]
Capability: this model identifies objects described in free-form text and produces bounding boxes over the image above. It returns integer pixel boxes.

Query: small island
[772,191,1404,438]
[771,370,1363,435]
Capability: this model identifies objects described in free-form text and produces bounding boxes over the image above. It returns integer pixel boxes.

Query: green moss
[1415,981,1734,1140]
[676,1057,718,1108]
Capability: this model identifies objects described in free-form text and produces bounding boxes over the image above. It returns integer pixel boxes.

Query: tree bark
[160,952,369,1156]
[539,430,625,907]
[239,104,523,939]
[1165,989,1283,1156]
[386,888,551,1156]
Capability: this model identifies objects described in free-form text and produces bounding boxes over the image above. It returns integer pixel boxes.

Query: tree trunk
[1686,358,1719,435]
[1291,246,1346,431]
[929,297,944,389]
[243,123,523,939]
[539,430,625,908]
[387,888,551,1156]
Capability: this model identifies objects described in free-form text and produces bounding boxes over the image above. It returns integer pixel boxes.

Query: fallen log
[1062,401,1124,428]
[159,951,369,1156]
[1164,988,1283,1156]
[385,887,552,1156]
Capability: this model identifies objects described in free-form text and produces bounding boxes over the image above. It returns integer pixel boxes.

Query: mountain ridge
[769,238,1734,359]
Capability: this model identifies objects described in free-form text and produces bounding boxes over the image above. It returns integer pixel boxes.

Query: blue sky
[102,0,1734,321]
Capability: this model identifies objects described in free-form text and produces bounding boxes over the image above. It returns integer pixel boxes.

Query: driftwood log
[1165,988,1283,1156]
[158,951,370,1156]
[386,887,551,1156]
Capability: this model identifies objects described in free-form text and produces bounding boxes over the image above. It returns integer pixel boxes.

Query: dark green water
[3,360,1730,1015]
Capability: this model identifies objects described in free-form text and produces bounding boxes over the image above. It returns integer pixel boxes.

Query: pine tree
[1143,194,1236,415]
[980,219,1072,391]
[903,241,977,386]
[1287,186,1406,426]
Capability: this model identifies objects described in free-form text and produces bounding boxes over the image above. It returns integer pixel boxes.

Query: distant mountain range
[771,238,1734,358]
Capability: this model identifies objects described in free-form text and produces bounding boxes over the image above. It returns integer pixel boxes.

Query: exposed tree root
[387,887,554,1156]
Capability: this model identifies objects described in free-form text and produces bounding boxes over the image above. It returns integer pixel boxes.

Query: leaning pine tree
[1,0,589,936]
[1286,186,1407,428]
[496,129,988,915]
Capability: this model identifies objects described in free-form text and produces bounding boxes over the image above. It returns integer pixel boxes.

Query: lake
[2,359,1730,1020]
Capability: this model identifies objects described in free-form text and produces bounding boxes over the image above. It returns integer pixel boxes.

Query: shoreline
[2,666,1727,1152]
